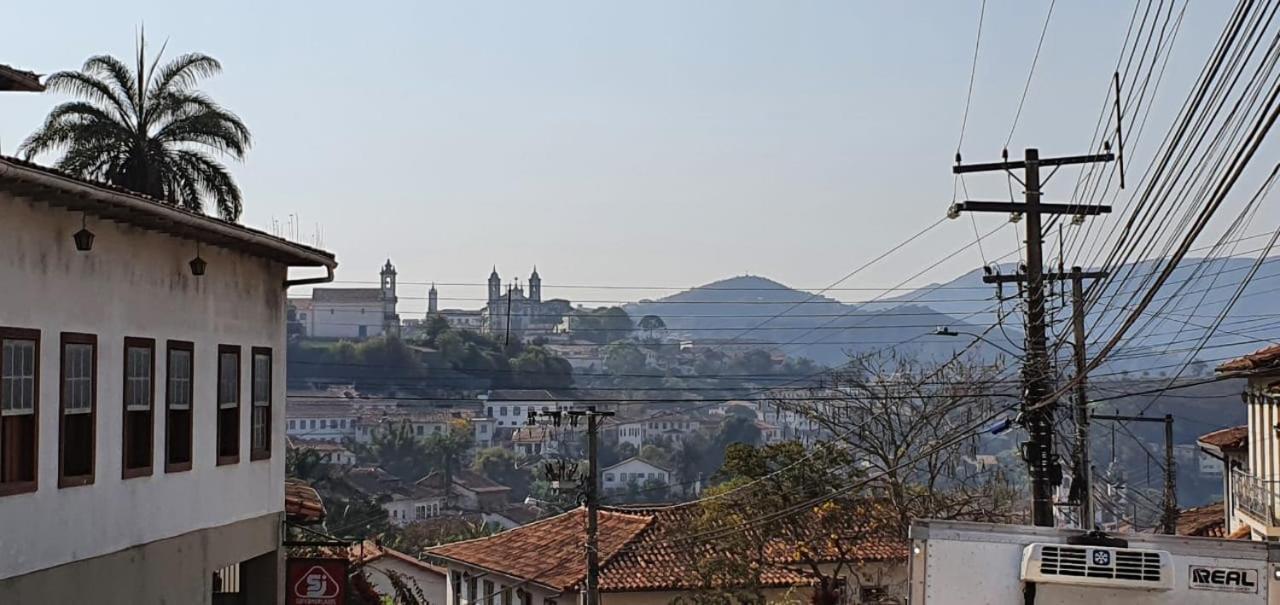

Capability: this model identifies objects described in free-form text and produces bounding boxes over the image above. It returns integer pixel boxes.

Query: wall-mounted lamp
[73,213,94,251]
[189,242,206,276]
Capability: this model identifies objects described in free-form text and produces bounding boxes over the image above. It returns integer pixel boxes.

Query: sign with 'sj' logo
[287,557,348,605]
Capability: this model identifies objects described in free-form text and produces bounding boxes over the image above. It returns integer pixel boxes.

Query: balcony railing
[1232,467,1280,527]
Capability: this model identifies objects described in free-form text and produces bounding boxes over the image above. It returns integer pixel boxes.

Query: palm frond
[42,71,134,126]
[173,148,243,220]
[82,55,139,110]
[154,109,251,158]
[149,53,221,97]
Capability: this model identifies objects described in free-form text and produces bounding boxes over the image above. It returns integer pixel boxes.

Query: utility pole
[1091,413,1177,534]
[530,406,614,605]
[952,148,1113,527]
[1070,266,1107,529]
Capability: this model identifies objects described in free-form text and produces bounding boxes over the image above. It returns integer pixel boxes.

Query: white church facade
[292,260,400,340]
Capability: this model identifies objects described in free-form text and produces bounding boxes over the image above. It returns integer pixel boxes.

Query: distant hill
[624,253,1280,370]
[624,275,1017,365]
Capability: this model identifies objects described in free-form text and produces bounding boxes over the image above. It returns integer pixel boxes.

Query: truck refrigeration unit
[908,520,1280,604]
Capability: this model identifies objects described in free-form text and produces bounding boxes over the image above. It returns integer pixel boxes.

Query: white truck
[908,520,1280,604]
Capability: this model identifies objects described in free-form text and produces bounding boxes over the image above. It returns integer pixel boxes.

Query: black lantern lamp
[189,242,207,276]
[73,213,94,251]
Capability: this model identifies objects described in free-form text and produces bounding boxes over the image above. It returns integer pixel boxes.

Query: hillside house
[601,457,670,495]
[419,469,513,512]
[0,155,336,603]
[1213,345,1280,540]
[343,467,447,527]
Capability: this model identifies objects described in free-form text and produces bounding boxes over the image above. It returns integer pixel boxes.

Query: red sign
[287,557,348,605]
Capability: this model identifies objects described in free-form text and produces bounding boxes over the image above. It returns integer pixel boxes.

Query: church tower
[380,259,400,337]
[428,283,438,314]
[488,267,502,304]
[529,266,541,303]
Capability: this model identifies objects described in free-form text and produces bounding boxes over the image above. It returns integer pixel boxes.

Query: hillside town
[8,1,1280,603]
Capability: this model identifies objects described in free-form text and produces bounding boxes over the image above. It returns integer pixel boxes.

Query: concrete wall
[0,512,282,605]
[365,557,447,605]
[0,195,286,580]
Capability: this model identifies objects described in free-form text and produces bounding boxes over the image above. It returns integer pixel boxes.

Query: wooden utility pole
[530,406,614,605]
[1091,413,1177,534]
[952,148,1113,527]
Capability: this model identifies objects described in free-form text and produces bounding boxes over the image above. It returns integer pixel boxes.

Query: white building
[290,438,356,466]
[601,457,671,494]
[343,467,447,527]
[0,156,336,603]
[285,400,359,441]
[483,389,580,428]
[304,260,399,339]
[351,540,448,605]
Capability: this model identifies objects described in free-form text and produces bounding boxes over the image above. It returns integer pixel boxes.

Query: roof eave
[0,158,336,269]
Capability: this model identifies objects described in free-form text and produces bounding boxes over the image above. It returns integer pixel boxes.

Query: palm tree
[19,32,251,220]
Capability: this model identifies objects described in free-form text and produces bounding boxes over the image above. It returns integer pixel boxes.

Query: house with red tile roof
[426,502,908,605]
[1198,425,1249,538]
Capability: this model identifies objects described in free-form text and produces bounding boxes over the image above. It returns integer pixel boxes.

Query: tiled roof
[493,503,546,525]
[1197,426,1248,451]
[1217,344,1280,374]
[312,288,384,303]
[602,456,673,474]
[486,389,559,402]
[1177,503,1226,538]
[344,467,445,500]
[351,540,448,576]
[419,470,511,494]
[429,501,904,593]
[0,64,43,91]
[429,508,653,592]
[285,479,327,524]
[0,155,335,267]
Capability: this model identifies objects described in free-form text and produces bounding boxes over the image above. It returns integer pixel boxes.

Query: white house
[285,399,359,441]
[290,438,356,466]
[306,260,399,339]
[601,457,671,494]
[483,389,581,428]
[343,467,447,527]
[0,155,337,603]
[351,540,448,605]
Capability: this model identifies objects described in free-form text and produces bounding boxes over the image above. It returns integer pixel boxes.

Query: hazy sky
[3,1,1255,315]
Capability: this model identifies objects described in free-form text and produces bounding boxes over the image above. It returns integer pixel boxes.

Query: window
[339,419,346,429]
[479,424,488,434]
[501,588,512,605]
[417,425,424,436]
[329,419,337,429]
[311,419,317,430]
[517,589,531,605]
[299,313,307,320]
[3,329,41,495]
[416,504,426,519]
[499,406,508,416]
[451,572,462,605]
[288,420,296,430]
[604,473,614,482]
[251,348,272,460]
[122,337,155,478]
[467,576,478,603]
[166,341,194,472]
[217,345,240,464]
[483,581,494,604]
[434,425,442,432]
[60,333,96,487]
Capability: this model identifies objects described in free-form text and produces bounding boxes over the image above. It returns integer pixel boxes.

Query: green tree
[715,414,761,450]
[472,446,532,500]
[19,33,252,220]
[604,342,648,376]
[571,307,634,344]
[286,447,329,484]
[509,346,574,389]
[424,420,475,505]
[358,421,432,481]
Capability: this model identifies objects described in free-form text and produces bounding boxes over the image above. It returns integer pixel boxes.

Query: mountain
[877,255,1280,374]
[624,275,1015,365]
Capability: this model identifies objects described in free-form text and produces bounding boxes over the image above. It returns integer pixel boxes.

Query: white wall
[385,497,444,527]
[601,459,669,493]
[0,196,287,580]
[286,416,356,440]
[310,301,383,339]
[365,557,447,605]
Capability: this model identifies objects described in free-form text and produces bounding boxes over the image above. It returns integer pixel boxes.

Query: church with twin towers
[427,266,572,339]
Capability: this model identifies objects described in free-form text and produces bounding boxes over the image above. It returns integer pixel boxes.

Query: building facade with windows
[0,156,336,603]
[303,260,399,340]
[600,457,670,495]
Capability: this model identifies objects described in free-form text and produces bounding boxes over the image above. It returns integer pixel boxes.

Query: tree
[604,342,648,376]
[355,421,432,481]
[472,446,532,500]
[424,420,476,505]
[678,441,891,605]
[771,352,1022,535]
[715,414,761,449]
[509,346,574,389]
[19,32,252,220]
[638,314,667,341]
[570,307,634,344]
[286,447,329,484]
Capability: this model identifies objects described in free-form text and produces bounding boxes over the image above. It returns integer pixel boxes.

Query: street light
[933,326,1022,358]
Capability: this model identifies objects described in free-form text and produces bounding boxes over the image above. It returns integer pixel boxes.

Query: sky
[2,1,1261,316]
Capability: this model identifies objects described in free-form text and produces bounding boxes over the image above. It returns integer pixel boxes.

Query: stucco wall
[0,195,287,580]
[310,301,384,339]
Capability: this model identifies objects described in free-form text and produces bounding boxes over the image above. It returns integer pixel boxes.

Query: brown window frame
[249,347,273,461]
[59,333,96,488]
[0,327,40,497]
[165,340,194,473]
[121,337,155,479]
[217,345,241,466]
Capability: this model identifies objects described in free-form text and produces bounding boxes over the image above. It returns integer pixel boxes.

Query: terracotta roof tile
[285,479,327,524]
[1177,503,1226,538]
[429,501,905,593]
[1198,426,1248,451]
[429,508,652,591]
[1217,344,1280,374]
